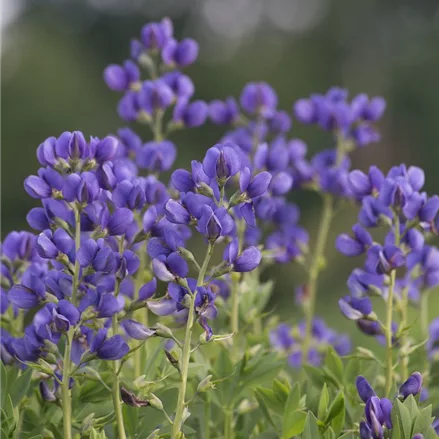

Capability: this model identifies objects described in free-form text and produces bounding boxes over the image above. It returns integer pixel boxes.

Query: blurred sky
[3,0,439,335]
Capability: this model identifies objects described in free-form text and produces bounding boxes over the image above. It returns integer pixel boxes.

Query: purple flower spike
[356,376,376,403]
[122,319,156,340]
[399,372,423,399]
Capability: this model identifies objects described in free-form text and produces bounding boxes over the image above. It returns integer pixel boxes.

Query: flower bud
[197,375,216,393]
[399,372,423,399]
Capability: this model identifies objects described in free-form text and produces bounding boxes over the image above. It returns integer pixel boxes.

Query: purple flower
[270,323,294,350]
[138,278,157,301]
[8,271,46,309]
[152,253,188,282]
[223,239,261,272]
[240,82,277,117]
[162,38,199,67]
[140,18,173,50]
[103,61,140,92]
[202,143,242,180]
[366,244,405,275]
[90,329,129,361]
[106,208,135,236]
[122,319,156,340]
[36,229,74,259]
[339,296,373,320]
[173,99,208,128]
[62,172,100,204]
[112,180,146,210]
[136,141,176,172]
[137,80,174,115]
[209,98,239,125]
[197,205,234,241]
[240,168,272,199]
[399,372,423,399]
[356,376,376,403]
[162,72,194,98]
[77,239,117,273]
[336,224,373,256]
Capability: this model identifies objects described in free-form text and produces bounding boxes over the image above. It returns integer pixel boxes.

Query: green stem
[171,243,214,439]
[231,280,240,336]
[224,410,234,439]
[421,289,430,387]
[302,194,334,360]
[62,206,81,439]
[385,270,396,397]
[112,278,127,439]
[204,394,211,439]
[231,220,245,340]
[399,287,409,382]
[134,248,148,378]
[385,216,400,397]
[62,331,73,439]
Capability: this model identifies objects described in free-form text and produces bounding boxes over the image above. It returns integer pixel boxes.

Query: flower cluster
[269,317,350,367]
[4,14,439,439]
[356,373,423,439]
[337,164,439,342]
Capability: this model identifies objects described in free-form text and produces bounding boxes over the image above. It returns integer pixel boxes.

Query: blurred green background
[3,0,439,341]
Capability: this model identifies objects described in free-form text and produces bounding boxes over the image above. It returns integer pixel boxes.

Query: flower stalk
[171,243,214,439]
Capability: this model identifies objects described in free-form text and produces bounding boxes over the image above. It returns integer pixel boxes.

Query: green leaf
[323,426,336,439]
[403,394,420,419]
[283,383,307,438]
[330,401,345,436]
[255,387,284,414]
[10,368,33,406]
[254,390,279,432]
[304,365,327,388]
[324,348,344,384]
[28,436,44,439]
[412,405,434,436]
[337,433,355,439]
[318,383,329,420]
[282,411,307,439]
[392,399,412,439]
[272,378,290,404]
[302,412,322,439]
[325,390,345,425]
[284,382,301,415]
[0,362,7,407]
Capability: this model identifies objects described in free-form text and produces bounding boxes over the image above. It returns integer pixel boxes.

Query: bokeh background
[3,0,439,344]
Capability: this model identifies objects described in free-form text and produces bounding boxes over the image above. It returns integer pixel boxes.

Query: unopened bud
[148,393,164,411]
[164,350,180,372]
[197,375,215,393]
[153,323,174,339]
